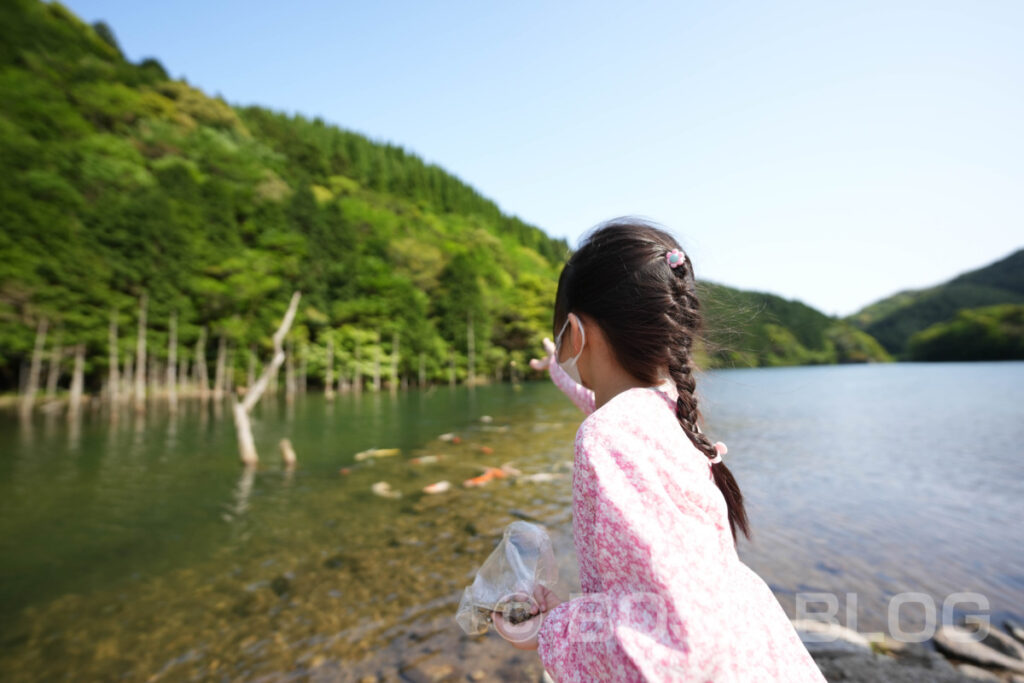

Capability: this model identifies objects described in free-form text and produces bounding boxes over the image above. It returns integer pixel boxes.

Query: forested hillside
[908,304,1024,361]
[0,0,892,398]
[851,249,1024,357]
[0,0,570,392]
[699,283,890,367]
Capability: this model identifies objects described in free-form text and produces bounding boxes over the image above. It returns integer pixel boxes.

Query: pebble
[371,481,402,499]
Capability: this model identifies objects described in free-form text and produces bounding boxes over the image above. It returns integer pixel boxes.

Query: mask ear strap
[570,313,585,358]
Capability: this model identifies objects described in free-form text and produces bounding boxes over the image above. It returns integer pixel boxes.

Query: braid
[667,253,752,543]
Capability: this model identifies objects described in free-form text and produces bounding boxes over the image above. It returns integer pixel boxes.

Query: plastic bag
[454,520,559,635]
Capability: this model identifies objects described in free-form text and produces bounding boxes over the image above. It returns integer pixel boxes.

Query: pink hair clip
[665,248,685,269]
[709,441,727,464]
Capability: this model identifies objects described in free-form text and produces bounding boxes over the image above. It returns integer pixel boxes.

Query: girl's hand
[528,337,557,371]
[492,584,565,650]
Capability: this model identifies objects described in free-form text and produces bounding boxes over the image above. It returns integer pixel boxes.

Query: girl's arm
[530,337,596,415]
[548,355,596,415]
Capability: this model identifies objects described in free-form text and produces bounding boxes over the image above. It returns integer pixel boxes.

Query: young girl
[491,218,825,682]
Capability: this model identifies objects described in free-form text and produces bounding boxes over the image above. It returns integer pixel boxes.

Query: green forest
[850,248,1024,359]
[1,0,1018,402]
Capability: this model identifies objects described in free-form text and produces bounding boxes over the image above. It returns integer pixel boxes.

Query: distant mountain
[697,282,891,367]
[908,304,1024,361]
[850,249,1024,357]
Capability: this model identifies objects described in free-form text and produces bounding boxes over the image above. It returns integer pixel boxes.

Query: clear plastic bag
[454,520,559,635]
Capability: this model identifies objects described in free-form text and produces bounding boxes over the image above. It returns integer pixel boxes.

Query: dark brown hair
[553,217,751,544]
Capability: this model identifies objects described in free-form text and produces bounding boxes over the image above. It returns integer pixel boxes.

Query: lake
[1,362,1022,681]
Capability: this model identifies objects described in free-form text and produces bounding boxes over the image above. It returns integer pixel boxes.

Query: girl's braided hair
[553,216,751,543]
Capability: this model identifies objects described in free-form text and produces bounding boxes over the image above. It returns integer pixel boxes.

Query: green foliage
[697,282,890,368]
[908,304,1024,361]
[852,249,1024,356]
[0,0,569,390]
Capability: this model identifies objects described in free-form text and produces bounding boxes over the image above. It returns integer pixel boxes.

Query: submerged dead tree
[44,340,62,403]
[167,313,177,411]
[68,344,85,419]
[19,317,48,419]
[133,294,147,413]
[324,338,335,400]
[195,328,209,400]
[467,310,475,386]
[108,312,119,405]
[390,331,399,392]
[232,291,301,467]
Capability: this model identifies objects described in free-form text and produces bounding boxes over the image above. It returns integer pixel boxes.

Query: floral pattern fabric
[535,362,826,682]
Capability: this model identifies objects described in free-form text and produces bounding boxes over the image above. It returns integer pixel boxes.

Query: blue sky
[64,0,1023,315]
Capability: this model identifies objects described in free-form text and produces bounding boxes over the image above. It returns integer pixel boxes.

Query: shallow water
[0,362,1021,680]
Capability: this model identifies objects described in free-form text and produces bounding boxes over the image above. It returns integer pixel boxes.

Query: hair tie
[665,248,686,269]
[709,441,727,465]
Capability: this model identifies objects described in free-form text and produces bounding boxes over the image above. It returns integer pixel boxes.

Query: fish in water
[371,481,402,498]
[437,433,462,444]
[355,447,401,462]
[409,455,443,465]
[422,480,451,494]
[463,466,510,488]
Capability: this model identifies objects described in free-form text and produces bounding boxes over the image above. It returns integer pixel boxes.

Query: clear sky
[63,0,1023,316]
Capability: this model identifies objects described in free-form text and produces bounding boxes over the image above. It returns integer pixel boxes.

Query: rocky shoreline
[796,617,1024,683]
[337,615,1024,683]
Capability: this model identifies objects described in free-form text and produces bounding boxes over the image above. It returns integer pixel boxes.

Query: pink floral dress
[535,361,826,682]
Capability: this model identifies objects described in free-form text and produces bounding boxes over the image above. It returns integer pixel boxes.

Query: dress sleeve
[548,357,596,415]
[535,417,730,682]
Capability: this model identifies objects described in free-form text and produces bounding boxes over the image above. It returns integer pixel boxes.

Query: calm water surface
[0,362,1021,680]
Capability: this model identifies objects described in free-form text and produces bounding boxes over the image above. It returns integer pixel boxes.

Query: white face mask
[554,313,586,385]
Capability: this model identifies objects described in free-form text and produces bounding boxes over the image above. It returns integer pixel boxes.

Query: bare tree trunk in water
[68,344,85,419]
[148,355,158,399]
[285,339,296,403]
[167,313,177,411]
[19,317,48,419]
[372,331,381,392]
[195,327,209,400]
[233,292,301,467]
[108,312,119,405]
[45,342,63,402]
[213,335,226,399]
[390,331,399,392]
[324,338,335,399]
[179,355,189,396]
[122,352,133,400]
[134,294,147,413]
[225,347,234,398]
[353,340,362,394]
[467,310,475,386]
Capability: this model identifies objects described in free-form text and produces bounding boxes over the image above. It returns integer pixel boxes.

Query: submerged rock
[371,481,402,499]
[269,576,291,597]
[933,625,1024,674]
[960,617,1024,661]
[792,618,872,656]
[1006,619,1024,645]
